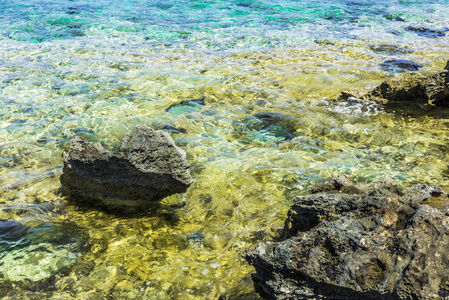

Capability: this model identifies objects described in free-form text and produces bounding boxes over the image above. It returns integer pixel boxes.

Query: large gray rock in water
[60,125,193,210]
[243,176,449,300]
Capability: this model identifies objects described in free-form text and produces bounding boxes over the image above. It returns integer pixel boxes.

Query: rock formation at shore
[243,175,449,300]
[339,62,449,110]
[60,125,193,211]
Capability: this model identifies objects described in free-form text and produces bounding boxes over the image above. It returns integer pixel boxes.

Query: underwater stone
[253,112,296,131]
[158,125,187,134]
[60,125,193,211]
[254,126,296,142]
[405,26,448,38]
[187,233,205,248]
[0,219,28,243]
[166,99,205,115]
[369,44,411,54]
[243,177,449,300]
[252,112,297,142]
[384,15,405,22]
[232,112,298,144]
[379,59,422,72]
[1,243,79,282]
[0,222,84,283]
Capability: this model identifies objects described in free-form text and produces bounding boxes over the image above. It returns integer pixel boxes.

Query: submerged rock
[243,176,449,300]
[0,219,28,243]
[405,26,448,38]
[0,221,85,283]
[187,233,206,248]
[157,125,187,134]
[384,15,405,22]
[369,44,411,55]
[379,59,422,72]
[338,61,449,110]
[60,125,193,211]
[166,99,205,115]
[232,112,298,144]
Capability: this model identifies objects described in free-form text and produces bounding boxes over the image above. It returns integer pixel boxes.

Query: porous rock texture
[243,175,449,300]
[338,61,449,110]
[60,125,193,210]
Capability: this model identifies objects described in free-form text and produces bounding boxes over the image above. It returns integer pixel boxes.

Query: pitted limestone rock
[243,176,449,300]
[60,125,193,211]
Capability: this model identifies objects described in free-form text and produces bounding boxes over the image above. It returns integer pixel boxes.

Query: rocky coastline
[243,175,449,300]
[243,63,449,300]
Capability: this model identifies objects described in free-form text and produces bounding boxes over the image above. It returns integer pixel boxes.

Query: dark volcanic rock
[60,125,193,210]
[243,176,449,300]
[338,61,449,110]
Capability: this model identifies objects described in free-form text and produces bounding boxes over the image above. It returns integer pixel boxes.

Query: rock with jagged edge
[243,176,449,300]
[338,61,449,110]
[60,125,193,211]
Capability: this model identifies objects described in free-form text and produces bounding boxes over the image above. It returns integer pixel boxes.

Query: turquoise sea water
[1,1,449,299]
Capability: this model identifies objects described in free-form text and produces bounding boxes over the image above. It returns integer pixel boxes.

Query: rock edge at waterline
[338,61,449,110]
[60,125,193,211]
[243,175,449,300]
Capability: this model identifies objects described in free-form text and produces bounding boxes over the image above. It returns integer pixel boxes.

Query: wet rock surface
[339,62,449,110]
[60,125,193,211]
[243,176,449,300]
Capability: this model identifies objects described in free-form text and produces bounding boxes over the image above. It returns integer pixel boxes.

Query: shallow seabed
[1,0,449,299]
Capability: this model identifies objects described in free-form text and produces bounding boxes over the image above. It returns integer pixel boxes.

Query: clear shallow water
[1,0,449,298]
